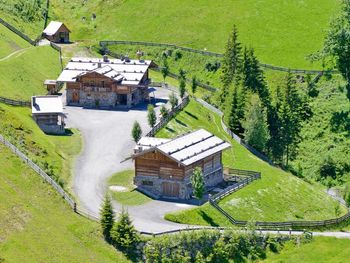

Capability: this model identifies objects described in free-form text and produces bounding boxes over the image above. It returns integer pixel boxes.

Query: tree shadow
[330,110,350,136]
[175,118,187,127]
[199,211,219,227]
[185,110,198,120]
[165,127,175,133]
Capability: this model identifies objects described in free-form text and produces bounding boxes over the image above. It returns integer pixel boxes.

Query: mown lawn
[0,103,81,190]
[0,144,129,263]
[159,99,347,226]
[264,237,350,263]
[50,0,338,69]
[0,45,61,100]
[0,24,30,58]
[108,170,151,206]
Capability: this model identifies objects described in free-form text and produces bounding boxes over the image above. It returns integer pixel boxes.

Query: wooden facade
[66,68,149,108]
[43,23,70,43]
[134,150,223,199]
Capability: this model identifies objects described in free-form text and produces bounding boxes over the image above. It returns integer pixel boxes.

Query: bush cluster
[1,0,46,22]
[143,229,294,263]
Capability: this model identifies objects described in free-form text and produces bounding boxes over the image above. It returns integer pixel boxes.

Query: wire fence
[100,40,339,75]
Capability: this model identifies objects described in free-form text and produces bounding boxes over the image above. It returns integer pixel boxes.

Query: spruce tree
[191,167,205,200]
[131,121,142,143]
[161,58,169,82]
[243,96,270,152]
[227,80,246,135]
[179,78,186,98]
[100,194,115,242]
[169,92,179,110]
[220,25,242,105]
[111,208,139,252]
[147,104,157,128]
[191,76,198,95]
[321,0,350,100]
[160,104,168,118]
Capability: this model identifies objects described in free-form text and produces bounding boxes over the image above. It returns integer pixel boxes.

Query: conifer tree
[191,76,198,95]
[160,104,168,118]
[243,96,270,152]
[179,78,186,98]
[111,208,139,252]
[320,0,350,100]
[227,80,246,135]
[147,104,157,128]
[100,194,115,242]
[220,25,242,105]
[161,58,169,82]
[131,121,142,143]
[169,92,179,110]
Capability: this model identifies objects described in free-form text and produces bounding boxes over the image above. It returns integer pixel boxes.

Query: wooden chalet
[31,95,65,135]
[57,56,154,108]
[133,129,231,199]
[42,21,70,43]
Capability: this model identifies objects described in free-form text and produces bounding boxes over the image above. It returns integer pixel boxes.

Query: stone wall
[66,88,144,108]
[134,167,224,200]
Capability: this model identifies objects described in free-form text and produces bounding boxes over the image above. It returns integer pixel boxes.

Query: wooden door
[72,91,79,102]
[162,182,179,197]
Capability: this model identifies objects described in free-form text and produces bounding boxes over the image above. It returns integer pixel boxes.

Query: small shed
[132,129,231,199]
[44,80,58,94]
[31,95,66,134]
[42,21,70,43]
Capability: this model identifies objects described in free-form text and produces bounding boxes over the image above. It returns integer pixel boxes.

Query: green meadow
[0,24,30,58]
[159,99,347,226]
[0,143,129,263]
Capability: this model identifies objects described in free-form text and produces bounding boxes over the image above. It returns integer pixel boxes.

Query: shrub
[160,105,168,119]
[147,104,157,128]
[169,92,179,110]
[100,194,115,242]
[131,121,142,143]
[174,49,182,60]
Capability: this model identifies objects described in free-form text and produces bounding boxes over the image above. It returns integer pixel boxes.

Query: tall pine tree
[100,194,115,242]
[220,25,242,106]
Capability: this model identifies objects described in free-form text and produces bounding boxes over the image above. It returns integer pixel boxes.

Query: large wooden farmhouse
[42,21,70,43]
[133,129,231,199]
[57,56,154,108]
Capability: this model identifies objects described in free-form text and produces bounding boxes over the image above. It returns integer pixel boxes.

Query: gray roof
[31,95,63,114]
[135,129,231,166]
[43,21,67,35]
[57,57,153,85]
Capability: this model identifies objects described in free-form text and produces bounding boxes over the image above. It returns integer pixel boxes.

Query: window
[101,81,105,87]
[142,180,153,186]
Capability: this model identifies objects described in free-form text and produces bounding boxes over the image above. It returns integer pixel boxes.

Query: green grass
[290,76,350,185]
[0,103,81,190]
[0,24,30,58]
[50,0,339,69]
[0,143,129,263]
[108,170,151,206]
[0,45,61,100]
[160,99,347,226]
[264,237,350,263]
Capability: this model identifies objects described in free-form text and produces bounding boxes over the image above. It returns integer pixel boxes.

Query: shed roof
[57,57,153,85]
[43,21,69,36]
[135,129,231,166]
[31,95,63,114]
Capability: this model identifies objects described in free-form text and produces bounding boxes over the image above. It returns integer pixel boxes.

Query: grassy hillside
[0,0,46,39]
[0,24,30,58]
[0,103,81,190]
[0,143,129,263]
[50,0,339,69]
[264,237,350,263]
[159,99,347,226]
[290,76,350,186]
[0,45,61,100]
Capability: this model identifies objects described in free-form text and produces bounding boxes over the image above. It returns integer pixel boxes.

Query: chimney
[103,55,109,62]
[97,62,101,68]
[32,97,36,106]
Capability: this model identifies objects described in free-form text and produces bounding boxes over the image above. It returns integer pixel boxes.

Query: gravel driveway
[63,88,196,233]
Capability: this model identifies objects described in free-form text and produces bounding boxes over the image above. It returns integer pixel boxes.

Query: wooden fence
[0,134,76,209]
[208,168,350,230]
[0,18,36,45]
[50,42,64,69]
[146,95,190,137]
[100,40,339,75]
[0,96,31,107]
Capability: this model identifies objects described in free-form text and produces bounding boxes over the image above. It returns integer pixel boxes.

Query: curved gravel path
[63,89,196,233]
